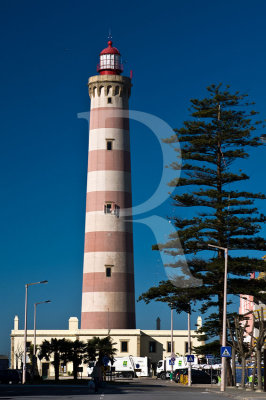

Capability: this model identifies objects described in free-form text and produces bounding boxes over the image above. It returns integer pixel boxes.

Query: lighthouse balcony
[97,63,123,73]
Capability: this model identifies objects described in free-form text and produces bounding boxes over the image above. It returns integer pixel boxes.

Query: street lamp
[23,280,48,384]
[34,300,51,356]
[208,244,228,392]
[187,309,192,387]
[170,307,174,379]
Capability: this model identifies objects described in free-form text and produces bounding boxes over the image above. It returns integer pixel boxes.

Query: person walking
[91,362,102,393]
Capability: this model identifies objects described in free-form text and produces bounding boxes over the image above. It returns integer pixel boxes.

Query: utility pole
[171,308,174,379]
[208,244,228,392]
[22,280,48,384]
[188,311,192,386]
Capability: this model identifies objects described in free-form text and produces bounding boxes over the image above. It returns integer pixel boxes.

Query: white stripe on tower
[81,46,135,329]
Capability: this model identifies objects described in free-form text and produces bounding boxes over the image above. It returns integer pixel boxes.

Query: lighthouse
[81,40,136,329]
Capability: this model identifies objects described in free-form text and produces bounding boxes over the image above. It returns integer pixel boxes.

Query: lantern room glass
[100,54,121,70]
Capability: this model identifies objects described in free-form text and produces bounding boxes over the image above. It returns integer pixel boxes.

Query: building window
[167,341,174,353]
[106,140,113,150]
[185,341,188,353]
[107,97,112,104]
[26,341,31,352]
[60,363,67,373]
[104,203,112,214]
[121,341,128,352]
[105,266,112,277]
[149,341,156,353]
[104,202,120,217]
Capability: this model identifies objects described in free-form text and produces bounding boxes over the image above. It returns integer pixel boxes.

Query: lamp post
[187,310,192,387]
[34,300,51,356]
[23,280,48,384]
[170,308,174,379]
[208,244,228,392]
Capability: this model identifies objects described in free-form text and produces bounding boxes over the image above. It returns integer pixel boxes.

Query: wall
[10,318,204,377]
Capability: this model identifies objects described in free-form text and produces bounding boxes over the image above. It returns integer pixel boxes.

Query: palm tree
[83,337,98,364]
[97,336,117,365]
[62,340,86,381]
[83,336,117,366]
[38,338,68,381]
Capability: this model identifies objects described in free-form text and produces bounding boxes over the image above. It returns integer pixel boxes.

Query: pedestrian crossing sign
[186,355,194,362]
[221,346,232,358]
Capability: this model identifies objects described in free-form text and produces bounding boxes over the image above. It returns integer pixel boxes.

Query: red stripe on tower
[88,149,131,172]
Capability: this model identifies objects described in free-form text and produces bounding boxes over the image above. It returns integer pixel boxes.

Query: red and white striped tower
[81,40,136,329]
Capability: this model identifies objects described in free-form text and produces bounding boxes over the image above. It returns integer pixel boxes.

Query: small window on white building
[107,97,112,104]
[185,341,188,353]
[167,341,174,353]
[121,341,128,352]
[149,341,156,353]
[26,341,31,352]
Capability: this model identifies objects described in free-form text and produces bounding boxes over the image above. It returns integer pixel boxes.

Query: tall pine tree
[139,84,266,354]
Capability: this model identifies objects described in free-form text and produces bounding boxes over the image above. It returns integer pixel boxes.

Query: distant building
[253,272,266,339]
[239,271,266,341]
[239,273,256,341]
[0,355,9,370]
[10,316,204,377]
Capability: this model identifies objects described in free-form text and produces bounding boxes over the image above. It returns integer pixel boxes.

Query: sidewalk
[207,386,266,399]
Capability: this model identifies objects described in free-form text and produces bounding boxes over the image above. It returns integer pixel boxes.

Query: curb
[207,388,266,400]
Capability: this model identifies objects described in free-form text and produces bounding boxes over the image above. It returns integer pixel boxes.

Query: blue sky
[1,0,266,356]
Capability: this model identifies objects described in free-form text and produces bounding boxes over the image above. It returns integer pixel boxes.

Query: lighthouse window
[107,97,112,104]
[106,267,112,277]
[114,204,120,217]
[104,203,112,214]
[106,141,113,150]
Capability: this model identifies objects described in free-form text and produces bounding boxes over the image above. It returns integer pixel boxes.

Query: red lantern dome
[97,40,123,75]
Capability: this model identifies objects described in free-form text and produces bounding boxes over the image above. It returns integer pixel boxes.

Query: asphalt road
[0,379,226,400]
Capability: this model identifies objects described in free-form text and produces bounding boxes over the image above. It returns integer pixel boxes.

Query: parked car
[0,369,21,384]
[174,368,218,384]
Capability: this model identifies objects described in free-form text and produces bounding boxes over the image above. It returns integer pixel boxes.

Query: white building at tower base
[10,316,204,377]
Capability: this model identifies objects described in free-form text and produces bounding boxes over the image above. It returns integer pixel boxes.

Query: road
[0,378,228,400]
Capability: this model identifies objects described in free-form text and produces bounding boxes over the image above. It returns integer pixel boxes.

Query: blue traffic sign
[169,360,175,365]
[206,354,214,359]
[186,355,195,363]
[221,346,232,358]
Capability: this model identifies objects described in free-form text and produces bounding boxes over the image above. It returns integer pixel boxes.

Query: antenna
[108,29,112,40]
